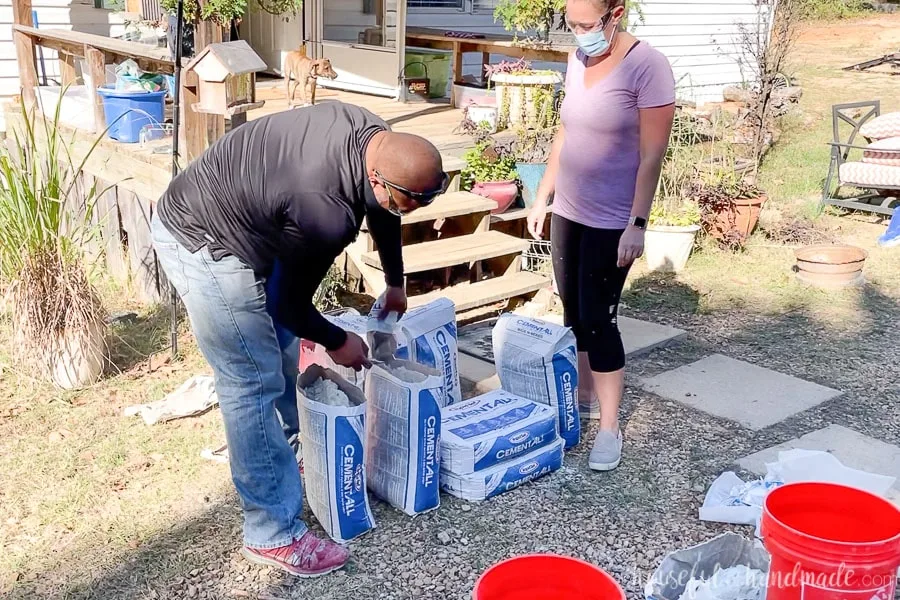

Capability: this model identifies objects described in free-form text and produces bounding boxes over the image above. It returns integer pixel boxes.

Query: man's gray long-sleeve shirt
[157,102,403,350]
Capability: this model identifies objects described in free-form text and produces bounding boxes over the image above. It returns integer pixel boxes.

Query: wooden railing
[13,23,175,132]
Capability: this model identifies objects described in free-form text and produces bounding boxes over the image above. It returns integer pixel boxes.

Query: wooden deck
[249,80,472,152]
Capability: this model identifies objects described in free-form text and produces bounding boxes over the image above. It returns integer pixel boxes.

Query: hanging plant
[253,0,303,17]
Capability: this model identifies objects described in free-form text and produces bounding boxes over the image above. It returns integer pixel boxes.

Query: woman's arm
[633,104,676,220]
[616,104,676,267]
[527,125,565,239]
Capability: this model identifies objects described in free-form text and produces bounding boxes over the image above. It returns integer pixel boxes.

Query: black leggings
[551,214,630,373]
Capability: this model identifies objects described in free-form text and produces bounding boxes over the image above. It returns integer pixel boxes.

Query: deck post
[84,45,106,133]
[12,0,37,106]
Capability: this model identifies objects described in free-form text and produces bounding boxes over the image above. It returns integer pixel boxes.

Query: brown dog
[283,44,338,107]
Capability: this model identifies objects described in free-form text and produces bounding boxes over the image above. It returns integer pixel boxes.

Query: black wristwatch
[629,216,647,230]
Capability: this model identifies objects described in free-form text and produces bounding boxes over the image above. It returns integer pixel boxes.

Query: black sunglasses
[375,170,451,207]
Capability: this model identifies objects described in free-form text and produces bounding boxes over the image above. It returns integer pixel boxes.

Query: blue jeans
[151,214,306,549]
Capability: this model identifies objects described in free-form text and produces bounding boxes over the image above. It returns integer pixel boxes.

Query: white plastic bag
[369,297,461,406]
[297,365,375,543]
[365,359,443,516]
[441,389,559,475]
[491,314,580,449]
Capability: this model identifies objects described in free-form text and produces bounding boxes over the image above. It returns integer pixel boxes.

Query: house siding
[0,0,126,99]
[241,0,769,105]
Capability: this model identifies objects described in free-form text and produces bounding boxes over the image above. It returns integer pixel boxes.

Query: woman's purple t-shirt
[553,42,675,230]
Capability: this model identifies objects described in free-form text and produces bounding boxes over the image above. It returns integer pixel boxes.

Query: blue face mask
[575,29,611,57]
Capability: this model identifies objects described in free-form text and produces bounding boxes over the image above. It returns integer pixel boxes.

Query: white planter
[644,225,700,273]
[467,105,498,133]
[490,71,562,128]
[50,324,107,389]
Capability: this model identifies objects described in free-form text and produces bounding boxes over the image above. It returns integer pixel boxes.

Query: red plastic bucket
[473,554,625,600]
[761,482,900,600]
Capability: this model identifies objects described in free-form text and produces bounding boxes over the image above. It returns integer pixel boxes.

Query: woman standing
[527,0,675,471]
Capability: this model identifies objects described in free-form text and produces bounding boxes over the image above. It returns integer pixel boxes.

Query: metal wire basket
[522,239,553,274]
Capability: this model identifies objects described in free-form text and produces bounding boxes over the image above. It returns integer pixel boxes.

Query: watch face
[632,217,647,228]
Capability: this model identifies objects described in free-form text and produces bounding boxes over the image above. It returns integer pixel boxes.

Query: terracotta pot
[710,194,768,240]
[794,244,868,288]
[472,180,519,214]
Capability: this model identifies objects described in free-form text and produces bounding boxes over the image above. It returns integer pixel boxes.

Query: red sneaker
[241,531,349,578]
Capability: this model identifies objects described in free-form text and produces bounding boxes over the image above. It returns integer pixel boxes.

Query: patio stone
[640,354,842,430]
[737,424,900,482]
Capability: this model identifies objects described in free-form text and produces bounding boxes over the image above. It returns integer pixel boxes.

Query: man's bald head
[372,132,444,190]
[366,132,446,215]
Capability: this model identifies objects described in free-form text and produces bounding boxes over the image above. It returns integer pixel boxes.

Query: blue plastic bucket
[97,87,166,143]
[516,162,547,208]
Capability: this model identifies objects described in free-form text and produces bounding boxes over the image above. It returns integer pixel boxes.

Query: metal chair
[822,100,899,217]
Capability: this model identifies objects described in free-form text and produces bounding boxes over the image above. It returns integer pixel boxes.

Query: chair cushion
[859,112,900,140]
[839,161,900,189]
[862,137,900,166]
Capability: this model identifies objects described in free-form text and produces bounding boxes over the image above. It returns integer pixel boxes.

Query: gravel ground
[36,274,898,600]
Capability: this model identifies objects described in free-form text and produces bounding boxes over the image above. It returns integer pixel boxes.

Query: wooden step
[408,271,550,312]
[442,154,465,175]
[362,231,529,274]
[490,204,554,224]
[401,191,496,225]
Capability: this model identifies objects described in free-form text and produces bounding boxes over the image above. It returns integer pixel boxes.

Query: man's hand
[327,332,372,372]
[617,225,646,268]
[378,285,407,320]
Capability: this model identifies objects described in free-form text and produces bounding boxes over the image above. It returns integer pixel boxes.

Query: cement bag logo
[414,389,442,514]
[552,353,580,449]
[519,460,540,475]
[434,329,455,396]
[514,318,554,338]
[340,444,363,516]
[509,431,530,444]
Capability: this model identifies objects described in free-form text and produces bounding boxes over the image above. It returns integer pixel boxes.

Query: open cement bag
[297,365,375,543]
[369,297,461,406]
[365,359,443,516]
[491,314,580,449]
[300,309,406,393]
[440,438,565,502]
[441,389,560,475]
[645,533,770,600]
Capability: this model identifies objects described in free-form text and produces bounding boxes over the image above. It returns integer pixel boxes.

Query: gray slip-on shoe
[589,429,622,471]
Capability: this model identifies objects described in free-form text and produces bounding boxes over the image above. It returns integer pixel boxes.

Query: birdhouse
[184,40,267,117]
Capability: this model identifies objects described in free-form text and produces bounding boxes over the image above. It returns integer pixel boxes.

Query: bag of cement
[441,390,559,474]
[441,438,564,501]
[365,359,443,515]
[303,309,408,392]
[491,314,580,449]
[368,297,461,406]
[297,365,375,543]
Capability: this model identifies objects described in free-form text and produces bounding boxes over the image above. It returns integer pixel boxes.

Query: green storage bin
[404,48,451,99]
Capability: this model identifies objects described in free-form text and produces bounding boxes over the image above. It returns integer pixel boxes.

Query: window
[94,0,124,9]
[408,0,464,8]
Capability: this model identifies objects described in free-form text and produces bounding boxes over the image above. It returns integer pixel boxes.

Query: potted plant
[645,202,702,273]
[485,59,562,130]
[462,139,519,214]
[690,176,768,248]
[644,132,702,272]
[0,99,109,389]
[494,0,565,44]
[513,125,557,208]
